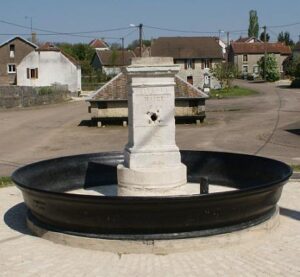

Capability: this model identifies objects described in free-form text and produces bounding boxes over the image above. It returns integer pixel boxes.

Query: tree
[57,43,95,75]
[257,54,280,82]
[248,10,259,38]
[283,56,300,77]
[278,31,294,46]
[110,42,122,50]
[127,39,151,50]
[110,49,118,66]
[211,62,238,89]
[260,31,270,42]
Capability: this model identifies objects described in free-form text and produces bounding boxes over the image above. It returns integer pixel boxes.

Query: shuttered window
[27,68,39,79]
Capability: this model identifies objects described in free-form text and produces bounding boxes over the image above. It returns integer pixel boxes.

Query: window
[243,54,248,62]
[253,65,259,74]
[184,59,195,69]
[187,76,193,85]
[7,64,16,73]
[9,44,15,58]
[242,65,248,74]
[202,59,212,69]
[27,68,39,79]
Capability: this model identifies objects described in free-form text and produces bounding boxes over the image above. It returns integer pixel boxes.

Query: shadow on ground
[4,202,32,235]
[280,207,300,221]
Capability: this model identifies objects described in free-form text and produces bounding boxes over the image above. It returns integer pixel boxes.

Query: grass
[0,176,13,188]
[210,86,258,99]
[291,164,300,172]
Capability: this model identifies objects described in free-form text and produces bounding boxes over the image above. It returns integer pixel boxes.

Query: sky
[0,0,299,46]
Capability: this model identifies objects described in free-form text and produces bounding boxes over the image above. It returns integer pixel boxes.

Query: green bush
[258,54,280,82]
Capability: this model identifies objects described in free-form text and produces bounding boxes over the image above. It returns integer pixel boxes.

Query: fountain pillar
[117,57,187,196]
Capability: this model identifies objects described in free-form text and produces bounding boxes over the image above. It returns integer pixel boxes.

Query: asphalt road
[0,80,299,176]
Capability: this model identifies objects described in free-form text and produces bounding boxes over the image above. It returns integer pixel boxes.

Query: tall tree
[260,31,270,42]
[248,10,259,38]
[278,31,294,46]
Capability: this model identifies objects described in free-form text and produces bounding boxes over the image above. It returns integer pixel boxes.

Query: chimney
[31,32,37,44]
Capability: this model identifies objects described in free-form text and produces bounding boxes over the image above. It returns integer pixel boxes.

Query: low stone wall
[88,98,206,125]
[0,85,70,108]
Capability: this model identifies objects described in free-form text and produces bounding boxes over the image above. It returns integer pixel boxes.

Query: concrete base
[117,163,187,196]
[27,206,280,255]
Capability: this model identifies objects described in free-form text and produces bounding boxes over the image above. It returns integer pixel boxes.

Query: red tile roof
[151,37,224,59]
[89,39,109,49]
[235,37,262,43]
[36,42,80,66]
[37,42,60,51]
[231,42,291,55]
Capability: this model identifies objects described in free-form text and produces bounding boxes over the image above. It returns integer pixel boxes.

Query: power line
[144,24,220,34]
[268,21,300,29]
[0,19,133,35]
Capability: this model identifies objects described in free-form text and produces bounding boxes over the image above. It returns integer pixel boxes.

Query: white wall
[17,51,81,92]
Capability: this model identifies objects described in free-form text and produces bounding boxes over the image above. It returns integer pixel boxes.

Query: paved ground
[0,80,300,177]
[1,80,300,275]
[0,180,299,276]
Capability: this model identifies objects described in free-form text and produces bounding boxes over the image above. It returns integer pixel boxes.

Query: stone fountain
[12,57,292,252]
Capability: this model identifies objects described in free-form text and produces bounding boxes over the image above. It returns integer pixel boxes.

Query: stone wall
[0,85,70,108]
[89,99,206,124]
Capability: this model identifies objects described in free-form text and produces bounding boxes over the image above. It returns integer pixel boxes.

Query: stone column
[117,57,187,196]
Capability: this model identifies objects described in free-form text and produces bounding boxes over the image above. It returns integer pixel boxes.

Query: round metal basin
[12,151,292,239]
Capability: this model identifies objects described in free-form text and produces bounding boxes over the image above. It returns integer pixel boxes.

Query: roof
[230,42,291,55]
[89,39,109,49]
[95,50,136,66]
[36,42,60,51]
[151,37,224,59]
[36,42,80,66]
[294,41,300,51]
[235,37,262,43]
[0,36,38,48]
[88,72,208,102]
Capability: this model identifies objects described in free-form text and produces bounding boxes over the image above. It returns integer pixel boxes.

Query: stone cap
[126,57,180,74]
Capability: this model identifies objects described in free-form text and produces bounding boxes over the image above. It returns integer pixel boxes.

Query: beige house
[229,42,291,78]
[151,37,225,89]
[0,36,37,85]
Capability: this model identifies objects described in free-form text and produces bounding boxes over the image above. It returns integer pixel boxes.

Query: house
[17,43,81,93]
[150,37,225,89]
[228,42,291,78]
[91,49,136,76]
[89,39,109,50]
[87,71,208,126]
[0,36,37,85]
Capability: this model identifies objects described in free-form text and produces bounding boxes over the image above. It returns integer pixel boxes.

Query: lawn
[210,86,258,99]
[0,176,13,188]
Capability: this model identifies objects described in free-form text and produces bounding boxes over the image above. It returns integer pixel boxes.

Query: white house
[17,43,81,93]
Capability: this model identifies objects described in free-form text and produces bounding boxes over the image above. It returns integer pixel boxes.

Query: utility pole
[263,25,267,81]
[121,37,125,66]
[139,23,143,57]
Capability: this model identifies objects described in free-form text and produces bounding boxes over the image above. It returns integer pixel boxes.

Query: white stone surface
[117,57,187,196]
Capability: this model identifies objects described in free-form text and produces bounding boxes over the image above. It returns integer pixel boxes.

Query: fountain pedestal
[117,57,187,196]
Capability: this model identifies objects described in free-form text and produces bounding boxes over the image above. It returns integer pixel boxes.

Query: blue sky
[0,0,299,45]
